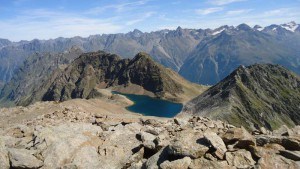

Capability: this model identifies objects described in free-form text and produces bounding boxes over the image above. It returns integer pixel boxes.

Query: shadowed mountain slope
[182,64,300,130]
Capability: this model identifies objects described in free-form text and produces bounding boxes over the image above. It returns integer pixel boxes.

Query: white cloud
[195,7,223,15]
[125,12,155,25]
[226,9,252,15]
[263,8,291,16]
[86,0,150,15]
[209,0,246,5]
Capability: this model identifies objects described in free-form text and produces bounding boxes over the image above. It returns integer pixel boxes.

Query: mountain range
[0,21,299,87]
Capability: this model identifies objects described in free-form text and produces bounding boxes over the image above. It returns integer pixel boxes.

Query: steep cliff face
[29,51,205,105]
[182,64,300,130]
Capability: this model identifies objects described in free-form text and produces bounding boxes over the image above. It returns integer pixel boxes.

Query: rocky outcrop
[182,64,300,130]
[0,110,299,169]
[37,51,204,104]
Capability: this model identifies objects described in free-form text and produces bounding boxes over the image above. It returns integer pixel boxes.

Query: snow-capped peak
[280,21,299,32]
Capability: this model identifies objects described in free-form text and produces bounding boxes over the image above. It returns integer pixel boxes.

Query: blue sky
[0,0,300,41]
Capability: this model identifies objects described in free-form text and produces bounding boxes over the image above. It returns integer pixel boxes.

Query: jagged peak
[130,29,143,37]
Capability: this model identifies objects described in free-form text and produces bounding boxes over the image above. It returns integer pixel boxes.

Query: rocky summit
[182,64,300,131]
[0,103,299,169]
[27,51,205,105]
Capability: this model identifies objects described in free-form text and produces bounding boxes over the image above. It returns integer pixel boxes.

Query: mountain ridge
[20,51,206,107]
[181,64,300,130]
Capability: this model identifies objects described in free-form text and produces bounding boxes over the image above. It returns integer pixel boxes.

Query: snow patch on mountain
[212,28,226,35]
[280,21,299,32]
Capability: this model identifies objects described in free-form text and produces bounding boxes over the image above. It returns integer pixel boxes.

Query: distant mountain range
[182,64,300,130]
[0,21,299,87]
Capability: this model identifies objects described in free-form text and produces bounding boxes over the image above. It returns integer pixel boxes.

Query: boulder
[160,157,192,169]
[225,149,255,168]
[168,129,209,159]
[222,127,255,148]
[139,131,156,149]
[204,131,227,159]
[145,147,169,169]
[8,148,43,169]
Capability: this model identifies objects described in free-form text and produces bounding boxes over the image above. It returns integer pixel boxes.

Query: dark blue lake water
[114,92,183,118]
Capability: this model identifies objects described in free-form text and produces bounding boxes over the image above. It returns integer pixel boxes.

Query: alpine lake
[113,92,183,118]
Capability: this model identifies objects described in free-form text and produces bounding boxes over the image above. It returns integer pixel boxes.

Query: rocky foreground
[0,109,300,169]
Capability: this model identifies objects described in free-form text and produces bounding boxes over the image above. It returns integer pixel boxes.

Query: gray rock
[222,126,255,148]
[72,146,101,169]
[140,131,156,149]
[145,147,169,169]
[225,149,255,168]
[204,131,227,159]
[8,148,43,169]
[168,129,209,159]
[160,157,192,169]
